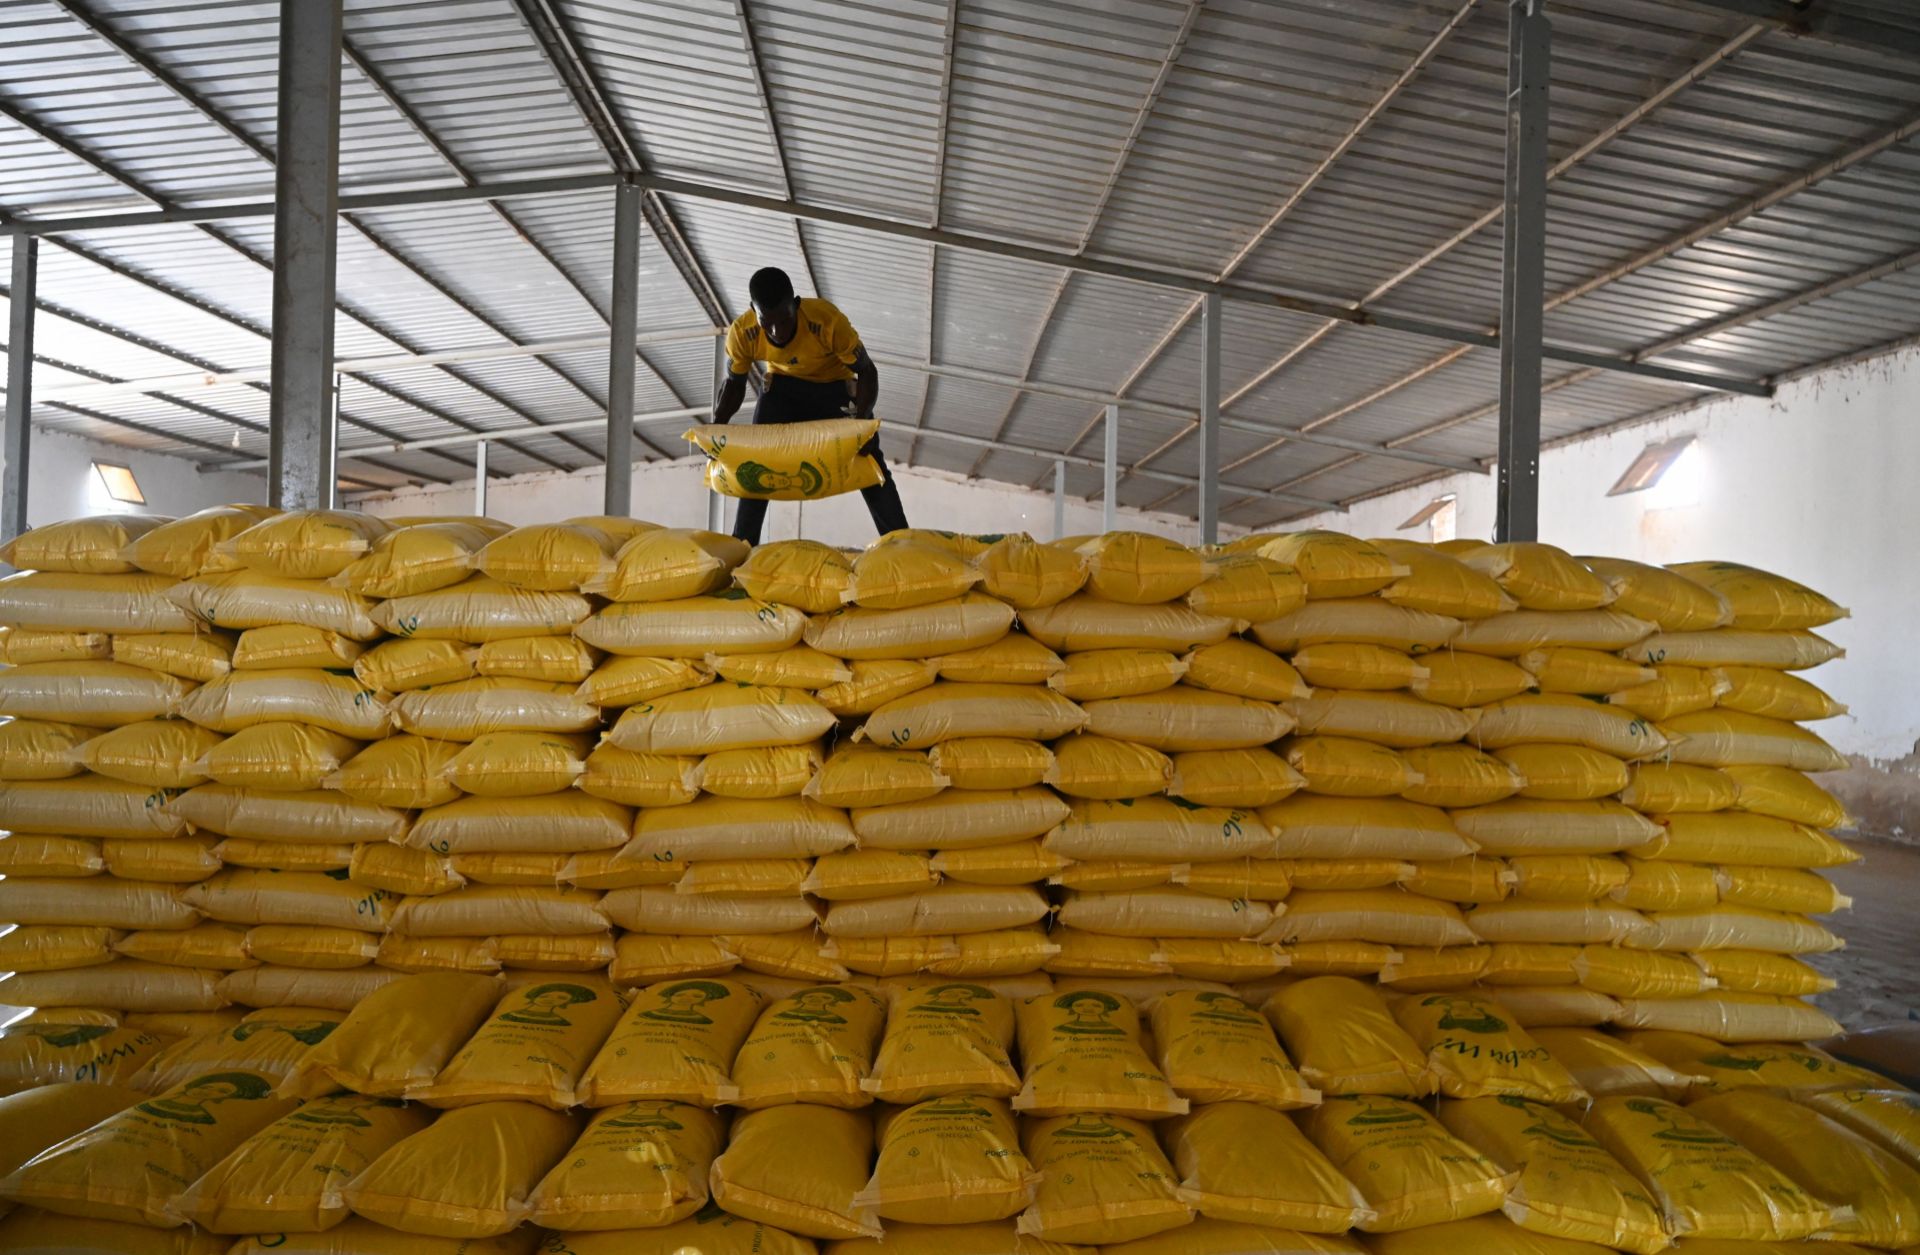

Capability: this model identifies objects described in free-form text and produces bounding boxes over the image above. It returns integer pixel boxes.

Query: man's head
[749,267,798,339]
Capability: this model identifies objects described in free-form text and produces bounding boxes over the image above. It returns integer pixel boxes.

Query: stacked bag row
[0,972,1916,1255]
[0,511,1858,1052]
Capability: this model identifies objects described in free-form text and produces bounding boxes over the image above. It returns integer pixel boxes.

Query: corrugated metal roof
[2,0,1918,512]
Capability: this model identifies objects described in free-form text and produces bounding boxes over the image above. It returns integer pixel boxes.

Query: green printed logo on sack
[1625,1097,1740,1146]
[910,983,994,1017]
[1052,991,1127,1038]
[501,983,598,1027]
[137,1071,275,1124]
[640,980,734,1026]
[774,986,856,1025]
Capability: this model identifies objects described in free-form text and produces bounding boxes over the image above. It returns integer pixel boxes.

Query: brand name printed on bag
[1434,1036,1551,1068]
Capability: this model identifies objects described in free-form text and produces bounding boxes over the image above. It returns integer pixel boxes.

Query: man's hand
[712,372,748,425]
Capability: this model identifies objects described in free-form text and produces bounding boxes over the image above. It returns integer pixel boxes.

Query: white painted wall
[1288,345,1920,764]
[362,456,1247,548]
[26,427,267,528]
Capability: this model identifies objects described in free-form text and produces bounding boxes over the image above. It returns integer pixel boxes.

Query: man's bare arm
[713,372,749,424]
[852,346,879,419]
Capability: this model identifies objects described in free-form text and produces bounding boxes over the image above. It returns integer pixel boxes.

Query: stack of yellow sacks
[1,970,1918,1255]
[0,517,1862,1045]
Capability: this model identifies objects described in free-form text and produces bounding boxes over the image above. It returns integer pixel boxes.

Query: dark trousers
[728,374,909,545]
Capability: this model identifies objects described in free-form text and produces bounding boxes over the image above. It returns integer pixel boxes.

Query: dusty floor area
[1811,837,1920,1031]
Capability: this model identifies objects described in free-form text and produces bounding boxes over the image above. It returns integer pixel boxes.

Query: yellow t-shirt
[726,297,862,383]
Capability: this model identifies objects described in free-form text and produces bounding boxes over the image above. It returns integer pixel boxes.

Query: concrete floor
[1810,837,1920,1032]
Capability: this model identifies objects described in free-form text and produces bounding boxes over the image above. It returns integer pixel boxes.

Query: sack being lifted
[687,418,883,500]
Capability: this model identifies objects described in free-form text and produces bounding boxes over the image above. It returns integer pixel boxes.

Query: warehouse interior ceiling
[1,0,1918,525]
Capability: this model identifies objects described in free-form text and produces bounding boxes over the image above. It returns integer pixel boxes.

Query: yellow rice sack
[217,966,403,1011]
[1012,990,1187,1119]
[575,977,761,1106]
[1044,930,1169,978]
[577,745,699,808]
[929,737,1053,789]
[1436,1095,1666,1254]
[0,719,92,781]
[818,658,940,716]
[1802,1088,1920,1170]
[1019,596,1234,653]
[0,1068,295,1225]
[1258,795,1474,860]
[1620,627,1843,670]
[2,513,177,574]
[976,534,1087,609]
[825,936,961,978]
[808,594,1015,660]
[475,523,623,591]
[1465,900,1653,946]
[0,1023,169,1093]
[734,538,854,611]
[1059,888,1269,939]
[707,645,850,690]
[242,924,376,969]
[855,1096,1037,1224]
[1662,710,1846,771]
[1401,744,1526,807]
[121,505,276,578]
[1169,747,1305,808]
[1642,814,1855,867]
[170,1094,432,1233]
[177,668,390,738]
[1719,763,1851,827]
[1254,532,1405,598]
[729,984,889,1109]
[582,593,810,660]
[0,924,114,971]
[1291,642,1428,691]
[168,784,406,845]
[387,885,608,937]
[1507,855,1630,902]
[1186,554,1306,623]
[625,794,854,861]
[1610,858,1720,911]
[1666,560,1846,630]
[844,539,980,610]
[937,634,1064,685]
[111,918,247,968]
[1690,1090,1920,1247]
[229,623,363,671]
[1527,1027,1699,1099]
[1616,762,1737,813]
[1155,938,1286,982]
[601,886,816,936]
[1282,735,1418,797]
[853,787,1069,850]
[821,884,1046,938]
[342,1100,579,1238]
[1609,993,1842,1041]
[1716,864,1848,913]
[1620,1032,1883,1097]
[1083,687,1291,752]
[1373,539,1515,619]
[111,632,233,682]
[413,976,622,1108]
[1450,609,1655,657]
[1150,989,1317,1107]
[334,520,495,598]
[1717,665,1846,720]
[198,723,363,791]
[1692,949,1834,995]
[711,1103,881,1239]
[1183,638,1310,701]
[225,1216,538,1255]
[4,571,202,635]
[1276,857,1406,892]
[217,510,387,580]
[1378,946,1490,991]
[1581,555,1729,631]
[1164,1101,1367,1232]
[70,720,214,788]
[1263,977,1432,1097]
[1250,600,1458,655]
[1391,993,1583,1102]
[0,661,193,729]
[171,570,384,641]
[390,677,596,740]
[373,576,592,645]
[688,417,881,500]
[353,638,475,696]
[471,635,599,684]
[863,982,1018,1102]
[1017,1112,1191,1244]
[804,849,938,901]
[1471,694,1667,759]
[1075,531,1207,604]
[859,682,1084,747]
[279,972,501,1099]
[583,528,749,603]
[1285,690,1476,749]
[925,929,1059,979]
[576,654,709,709]
[808,744,947,808]
[1606,664,1728,720]
[1302,1095,1515,1231]
[607,683,834,753]
[1497,744,1629,800]
[1046,796,1270,862]
[1571,946,1710,998]
[0,628,114,665]
[1409,652,1536,708]
[0,834,103,878]
[525,1099,725,1230]
[1049,648,1185,701]
[0,875,198,928]
[408,793,632,856]
[1581,1095,1837,1241]
[1458,543,1611,612]
[1451,800,1660,856]
[1261,890,1473,947]
[0,1083,145,1189]
[444,731,588,797]
[677,856,810,897]
[134,1008,345,1091]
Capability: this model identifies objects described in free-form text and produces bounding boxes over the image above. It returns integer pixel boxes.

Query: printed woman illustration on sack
[776,987,855,1024]
[640,980,733,1026]
[137,1072,273,1125]
[501,983,598,1027]
[1052,991,1127,1037]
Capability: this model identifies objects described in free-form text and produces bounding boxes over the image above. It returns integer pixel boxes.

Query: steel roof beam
[1056,0,1483,490]
[1670,0,1920,59]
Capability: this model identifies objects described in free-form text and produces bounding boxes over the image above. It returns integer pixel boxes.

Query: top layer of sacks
[0,508,1859,1046]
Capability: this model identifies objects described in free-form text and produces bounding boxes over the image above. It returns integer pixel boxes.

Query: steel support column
[1102,404,1119,532]
[1496,0,1550,543]
[474,440,489,515]
[1197,291,1222,544]
[605,183,641,516]
[3,237,36,542]
[267,0,342,510]
[1053,460,1067,540]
